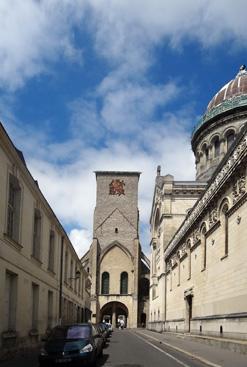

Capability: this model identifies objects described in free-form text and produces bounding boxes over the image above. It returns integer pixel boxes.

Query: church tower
[87,171,148,328]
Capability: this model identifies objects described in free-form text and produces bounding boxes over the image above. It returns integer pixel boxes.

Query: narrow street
[101,329,207,367]
[4,328,247,367]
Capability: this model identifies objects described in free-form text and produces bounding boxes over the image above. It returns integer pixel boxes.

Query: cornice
[191,109,247,151]
[165,128,247,259]
[192,94,247,139]
[0,123,82,262]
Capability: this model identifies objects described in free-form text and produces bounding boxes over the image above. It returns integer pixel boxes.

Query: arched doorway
[100,301,128,328]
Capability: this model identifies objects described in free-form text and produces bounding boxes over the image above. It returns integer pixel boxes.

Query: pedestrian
[120,319,125,330]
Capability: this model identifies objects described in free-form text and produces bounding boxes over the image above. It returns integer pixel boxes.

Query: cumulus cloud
[69,228,91,258]
[88,0,247,71]
[3,0,246,256]
[0,0,85,90]
[4,98,194,256]
[1,1,247,90]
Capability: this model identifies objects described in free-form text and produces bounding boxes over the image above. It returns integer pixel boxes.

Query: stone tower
[84,171,149,328]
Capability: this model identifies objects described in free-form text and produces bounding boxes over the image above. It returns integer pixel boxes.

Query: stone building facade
[82,171,149,328]
[0,123,90,354]
[149,66,247,339]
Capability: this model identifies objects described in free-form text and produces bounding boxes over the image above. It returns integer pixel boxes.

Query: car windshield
[50,326,91,340]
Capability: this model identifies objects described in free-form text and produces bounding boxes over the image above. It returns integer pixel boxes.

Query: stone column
[112,303,116,328]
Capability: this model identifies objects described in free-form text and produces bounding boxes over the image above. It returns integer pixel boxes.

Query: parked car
[100,322,111,337]
[97,323,109,346]
[39,323,103,366]
[105,321,113,333]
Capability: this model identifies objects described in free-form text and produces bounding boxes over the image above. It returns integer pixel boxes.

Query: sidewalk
[134,329,247,367]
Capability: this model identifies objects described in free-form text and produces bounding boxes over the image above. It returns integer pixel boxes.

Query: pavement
[133,329,247,367]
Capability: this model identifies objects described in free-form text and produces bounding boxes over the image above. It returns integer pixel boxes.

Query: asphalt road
[1,329,209,367]
[102,329,207,367]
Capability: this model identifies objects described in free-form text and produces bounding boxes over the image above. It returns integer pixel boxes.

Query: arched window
[226,132,235,150]
[214,138,220,157]
[201,143,208,166]
[101,272,109,294]
[120,272,128,294]
[201,224,207,270]
[220,201,229,257]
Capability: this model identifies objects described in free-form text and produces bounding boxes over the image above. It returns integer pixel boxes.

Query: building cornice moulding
[165,129,247,259]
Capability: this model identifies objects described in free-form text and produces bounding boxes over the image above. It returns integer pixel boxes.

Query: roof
[95,171,141,176]
[192,65,247,140]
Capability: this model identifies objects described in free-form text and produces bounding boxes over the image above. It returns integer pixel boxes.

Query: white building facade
[149,66,247,339]
[0,123,90,354]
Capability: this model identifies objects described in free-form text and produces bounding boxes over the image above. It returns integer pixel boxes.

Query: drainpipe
[59,236,64,325]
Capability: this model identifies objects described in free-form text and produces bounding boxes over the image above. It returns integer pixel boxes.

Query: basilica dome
[192,65,247,182]
[207,65,247,113]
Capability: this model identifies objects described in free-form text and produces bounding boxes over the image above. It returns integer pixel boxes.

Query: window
[214,138,220,157]
[187,240,191,280]
[7,174,21,242]
[64,251,68,283]
[101,272,109,294]
[70,260,73,287]
[4,271,17,331]
[201,225,207,270]
[120,272,128,294]
[48,290,53,328]
[48,230,55,272]
[32,283,39,330]
[221,203,229,257]
[81,276,84,298]
[227,132,235,150]
[33,209,42,260]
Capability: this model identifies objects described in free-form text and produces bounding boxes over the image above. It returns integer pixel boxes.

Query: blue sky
[1,0,247,256]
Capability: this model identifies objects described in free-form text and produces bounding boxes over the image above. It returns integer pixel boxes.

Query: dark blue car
[39,323,103,366]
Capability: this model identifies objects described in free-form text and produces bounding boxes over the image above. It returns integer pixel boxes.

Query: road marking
[132,331,193,367]
[132,330,222,367]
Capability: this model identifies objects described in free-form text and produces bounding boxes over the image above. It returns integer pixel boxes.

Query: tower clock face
[109,179,125,196]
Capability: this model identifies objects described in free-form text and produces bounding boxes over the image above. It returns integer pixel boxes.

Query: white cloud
[88,0,247,71]
[1,1,247,90]
[100,81,179,134]
[0,0,85,90]
[4,0,246,257]
[4,100,194,257]
[69,228,91,258]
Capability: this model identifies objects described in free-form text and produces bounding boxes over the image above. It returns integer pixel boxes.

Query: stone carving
[193,230,200,243]
[165,131,247,259]
[181,243,187,255]
[239,174,246,194]
[109,179,125,196]
[209,207,217,227]
[232,171,246,203]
